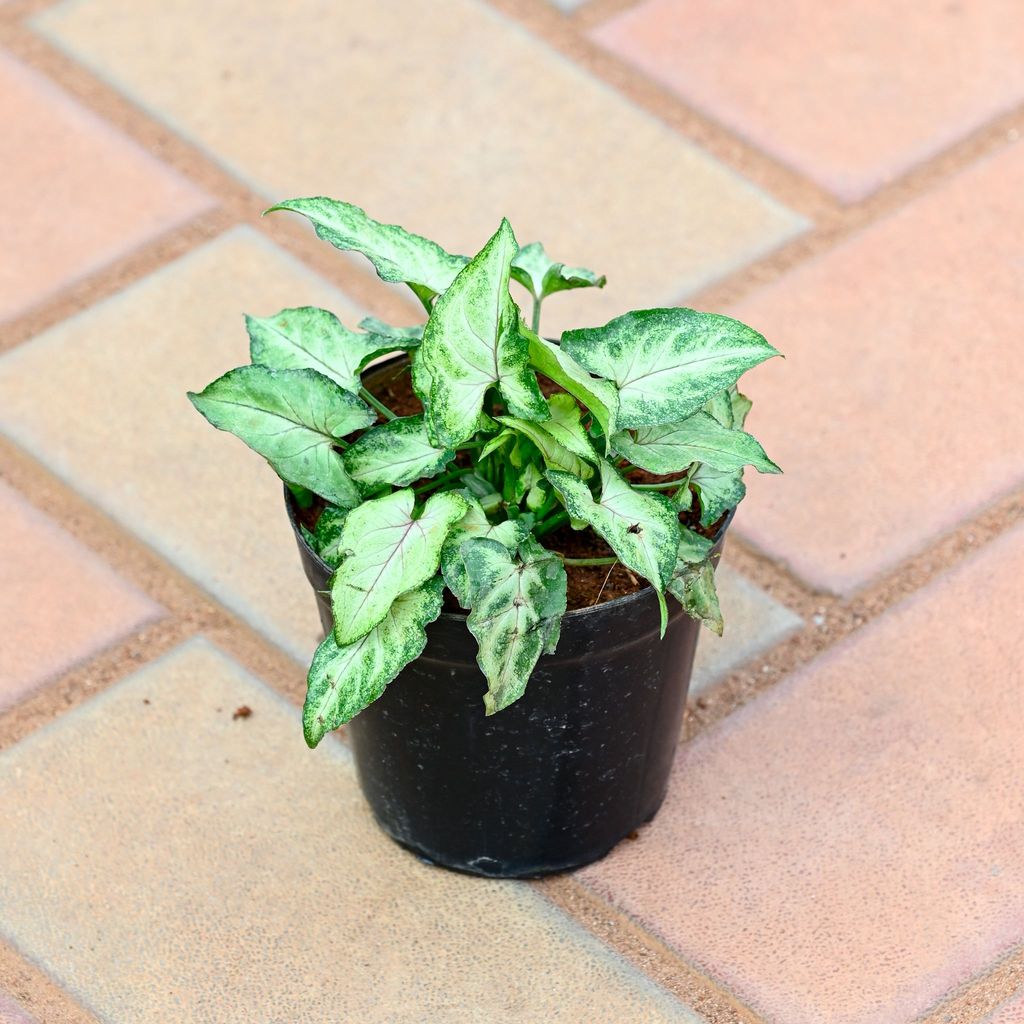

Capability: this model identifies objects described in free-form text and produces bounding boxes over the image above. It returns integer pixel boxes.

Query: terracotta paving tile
[580,523,1024,1024]
[0,994,37,1024]
[35,0,805,336]
[0,54,211,323]
[0,481,161,712]
[0,639,701,1023]
[0,229,363,660]
[725,143,1024,594]
[591,0,1024,202]
[690,561,801,696]
[988,991,1024,1024]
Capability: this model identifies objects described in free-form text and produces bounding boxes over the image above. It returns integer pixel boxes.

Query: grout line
[0,939,103,1024]
[572,0,651,31]
[915,941,1024,1024]
[537,874,769,1024]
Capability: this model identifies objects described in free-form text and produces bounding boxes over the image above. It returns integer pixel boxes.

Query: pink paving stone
[579,523,1024,1024]
[726,142,1024,594]
[591,0,1024,201]
[989,992,1024,1024]
[0,994,36,1024]
[0,54,211,323]
[0,481,162,711]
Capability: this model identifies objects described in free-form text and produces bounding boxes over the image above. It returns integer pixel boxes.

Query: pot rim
[285,486,733,624]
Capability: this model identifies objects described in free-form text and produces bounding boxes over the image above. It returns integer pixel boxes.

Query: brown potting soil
[297,359,725,611]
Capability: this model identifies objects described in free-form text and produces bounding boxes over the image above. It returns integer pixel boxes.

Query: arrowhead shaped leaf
[612,411,780,475]
[511,242,606,300]
[524,328,618,441]
[494,411,595,480]
[546,462,679,634]
[668,559,723,636]
[330,488,467,644]
[188,365,374,508]
[246,306,410,394]
[357,317,424,344]
[690,464,746,527]
[303,577,444,747]
[266,197,467,303]
[463,536,567,714]
[420,219,548,447]
[342,415,455,494]
[441,494,531,607]
[562,308,778,430]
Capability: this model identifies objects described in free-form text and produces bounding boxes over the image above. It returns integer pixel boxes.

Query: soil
[299,358,726,612]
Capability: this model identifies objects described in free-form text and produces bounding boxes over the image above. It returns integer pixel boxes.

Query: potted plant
[189,198,780,878]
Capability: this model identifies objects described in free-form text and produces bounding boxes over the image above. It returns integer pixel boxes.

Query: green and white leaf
[612,411,780,475]
[546,462,679,634]
[495,412,595,480]
[303,577,443,747]
[690,464,746,527]
[187,365,374,508]
[561,308,778,429]
[343,415,454,494]
[463,536,567,714]
[703,390,735,430]
[420,219,548,447]
[309,506,348,568]
[441,494,531,607]
[668,559,723,636]
[523,327,618,441]
[246,306,410,394]
[511,242,606,300]
[731,389,753,429]
[266,197,467,304]
[357,316,424,344]
[330,488,468,644]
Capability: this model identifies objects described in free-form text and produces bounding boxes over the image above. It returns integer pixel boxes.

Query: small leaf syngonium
[187,365,374,509]
[463,535,567,715]
[545,462,679,636]
[690,463,747,527]
[330,488,468,645]
[611,411,780,476]
[266,197,467,307]
[342,415,455,495]
[303,577,445,747]
[511,242,606,302]
[562,308,778,430]
[420,219,548,447]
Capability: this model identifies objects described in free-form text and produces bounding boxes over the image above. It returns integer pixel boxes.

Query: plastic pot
[287,494,729,879]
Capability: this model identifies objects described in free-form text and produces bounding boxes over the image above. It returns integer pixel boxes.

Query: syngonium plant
[188,198,781,748]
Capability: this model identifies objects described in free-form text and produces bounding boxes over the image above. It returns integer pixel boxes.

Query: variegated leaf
[342,415,455,494]
[612,411,780,475]
[308,506,348,568]
[494,412,595,480]
[668,559,723,636]
[523,327,618,442]
[463,536,567,714]
[303,577,444,747]
[246,306,411,394]
[546,462,679,634]
[357,316,424,344]
[561,308,778,429]
[441,494,531,607]
[330,488,468,644]
[187,365,373,508]
[511,241,605,300]
[266,197,467,305]
[420,219,548,447]
[690,464,746,527]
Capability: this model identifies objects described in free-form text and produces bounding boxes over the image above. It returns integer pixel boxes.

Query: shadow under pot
[287,485,729,880]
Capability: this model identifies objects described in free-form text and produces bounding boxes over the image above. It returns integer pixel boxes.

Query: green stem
[359,387,397,421]
[560,555,619,567]
[412,467,473,495]
[633,478,688,491]
[531,295,542,335]
[533,510,569,538]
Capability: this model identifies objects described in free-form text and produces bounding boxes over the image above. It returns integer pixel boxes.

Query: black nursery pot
[288,495,729,880]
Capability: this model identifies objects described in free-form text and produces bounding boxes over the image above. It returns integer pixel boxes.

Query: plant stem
[412,467,473,495]
[359,387,397,421]
[531,295,542,335]
[632,478,688,491]
[561,555,619,567]
[533,510,569,538]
